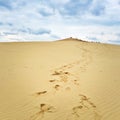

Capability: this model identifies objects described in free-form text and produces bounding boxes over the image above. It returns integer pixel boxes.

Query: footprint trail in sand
[29,49,101,120]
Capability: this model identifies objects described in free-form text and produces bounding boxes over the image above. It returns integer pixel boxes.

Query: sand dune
[0,38,120,120]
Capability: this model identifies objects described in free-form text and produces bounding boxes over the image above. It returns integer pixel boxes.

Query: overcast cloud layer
[0,0,120,44]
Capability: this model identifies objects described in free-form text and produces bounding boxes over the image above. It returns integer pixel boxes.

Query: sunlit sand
[0,38,120,120]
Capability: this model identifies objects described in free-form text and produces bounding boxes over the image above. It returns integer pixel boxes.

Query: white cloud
[0,0,120,44]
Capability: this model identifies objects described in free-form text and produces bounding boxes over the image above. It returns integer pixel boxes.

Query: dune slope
[0,38,120,120]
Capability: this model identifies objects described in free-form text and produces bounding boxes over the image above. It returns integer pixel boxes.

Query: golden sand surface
[0,38,120,120]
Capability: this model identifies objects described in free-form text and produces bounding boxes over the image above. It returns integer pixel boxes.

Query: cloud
[86,36,98,41]
[58,0,93,16]
[42,0,106,17]
[51,34,60,39]
[38,6,55,17]
[7,22,13,26]
[38,9,53,17]
[0,0,12,10]
[86,35,100,42]
[108,40,120,44]
[31,29,51,35]
[90,0,106,16]
[3,32,17,35]
[0,0,120,44]
[102,20,120,26]
[100,32,105,35]
[18,28,51,35]
[0,22,13,26]
[0,27,51,42]
[0,22,4,25]
[116,33,120,37]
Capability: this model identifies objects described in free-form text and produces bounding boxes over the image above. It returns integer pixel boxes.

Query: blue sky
[0,0,120,44]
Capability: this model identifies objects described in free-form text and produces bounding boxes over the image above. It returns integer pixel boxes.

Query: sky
[0,0,120,44]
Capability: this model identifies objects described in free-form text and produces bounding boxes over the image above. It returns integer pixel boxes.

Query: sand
[0,38,120,120]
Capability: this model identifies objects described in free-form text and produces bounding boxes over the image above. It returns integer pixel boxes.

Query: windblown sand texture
[0,38,120,120]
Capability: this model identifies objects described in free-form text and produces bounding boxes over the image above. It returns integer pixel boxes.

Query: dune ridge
[0,38,120,120]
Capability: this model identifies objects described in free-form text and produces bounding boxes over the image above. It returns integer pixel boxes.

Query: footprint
[72,105,83,117]
[52,71,62,75]
[49,79,56,83]
[52,71,70,76]
[32,91,47,97]
[39,103,56,113]
[79,94,96,108]
[30,103,56,120]
[54,85,61,91]
[73,80,80,86]
[71,104,101,120]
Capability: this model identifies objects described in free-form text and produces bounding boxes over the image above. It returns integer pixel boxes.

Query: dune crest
[0,39,120,120]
